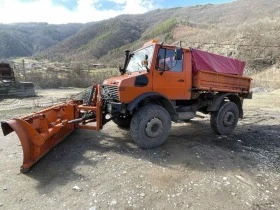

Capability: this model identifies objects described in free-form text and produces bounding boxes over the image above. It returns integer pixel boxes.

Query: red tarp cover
[191,49,246,75]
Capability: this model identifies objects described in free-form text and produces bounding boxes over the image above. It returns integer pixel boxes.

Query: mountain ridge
[0,0,280,74]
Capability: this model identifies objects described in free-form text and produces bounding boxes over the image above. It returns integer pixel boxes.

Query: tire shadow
[25,119,280,193]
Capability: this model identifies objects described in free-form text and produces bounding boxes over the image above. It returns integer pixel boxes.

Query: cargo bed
[192,70,251,93]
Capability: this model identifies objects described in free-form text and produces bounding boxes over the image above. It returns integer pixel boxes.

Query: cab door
[152,47,187,99]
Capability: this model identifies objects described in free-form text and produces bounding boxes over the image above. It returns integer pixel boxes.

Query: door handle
[178,79,184,82]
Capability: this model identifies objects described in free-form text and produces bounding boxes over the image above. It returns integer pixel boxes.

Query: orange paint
[1,85,103,172]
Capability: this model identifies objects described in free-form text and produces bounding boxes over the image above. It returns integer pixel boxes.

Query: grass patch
[143,18,178,40]
[25,67,118,88]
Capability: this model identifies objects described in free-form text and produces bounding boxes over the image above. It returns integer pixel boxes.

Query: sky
[0,0,234,24]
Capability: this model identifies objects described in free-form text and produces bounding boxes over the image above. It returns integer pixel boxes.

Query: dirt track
[0,89,279,210]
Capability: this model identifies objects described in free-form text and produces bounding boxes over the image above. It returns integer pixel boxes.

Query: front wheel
[130,104,171,148]
[210,101,239,135]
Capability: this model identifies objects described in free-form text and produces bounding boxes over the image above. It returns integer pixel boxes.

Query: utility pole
[22,59,26,81]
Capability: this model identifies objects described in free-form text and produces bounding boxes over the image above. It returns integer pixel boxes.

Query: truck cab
[103,40,192,103]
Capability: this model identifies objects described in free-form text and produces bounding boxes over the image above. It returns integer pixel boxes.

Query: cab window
[156,48,183,72]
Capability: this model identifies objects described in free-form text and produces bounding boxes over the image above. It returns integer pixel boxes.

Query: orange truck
[1,40,252,172]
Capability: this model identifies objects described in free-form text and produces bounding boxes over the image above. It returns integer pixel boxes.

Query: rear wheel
[130,104,171,148]
[210,101,239,135]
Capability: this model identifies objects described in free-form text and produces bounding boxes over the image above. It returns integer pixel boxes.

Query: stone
[110,200,117,205]
[72,186,82,192]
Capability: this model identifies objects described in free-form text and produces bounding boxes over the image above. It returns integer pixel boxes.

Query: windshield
[126,45,155,73]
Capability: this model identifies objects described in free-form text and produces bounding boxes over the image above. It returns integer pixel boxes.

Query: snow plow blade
[1,85,103,172]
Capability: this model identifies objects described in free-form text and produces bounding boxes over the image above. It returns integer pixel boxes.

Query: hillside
[39,0,280,72]
[1,0,280,79]
[39,9,178,61]
[0,23,84,58]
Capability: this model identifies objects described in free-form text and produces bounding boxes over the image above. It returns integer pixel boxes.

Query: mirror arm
[146,66,150,73]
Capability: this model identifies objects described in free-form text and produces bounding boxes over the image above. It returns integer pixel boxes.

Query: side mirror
[141,54,148,67]
[174,48,183,60]
[141,54,150,73]
[141,60,148,67]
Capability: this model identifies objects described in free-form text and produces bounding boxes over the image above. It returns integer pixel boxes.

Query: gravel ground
[0,89,279,210]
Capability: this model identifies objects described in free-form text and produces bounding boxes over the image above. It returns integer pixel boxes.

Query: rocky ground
[0,89,279,210]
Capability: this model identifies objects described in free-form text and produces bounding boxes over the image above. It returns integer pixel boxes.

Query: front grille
[101,85,119,101]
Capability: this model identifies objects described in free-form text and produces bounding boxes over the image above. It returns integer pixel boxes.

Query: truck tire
[130,104,171,148]
[113,114,132,128]
[210,101,239,135]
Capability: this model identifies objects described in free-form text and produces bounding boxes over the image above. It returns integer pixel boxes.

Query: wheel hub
[145,118,163,138]
[223,111,235,127]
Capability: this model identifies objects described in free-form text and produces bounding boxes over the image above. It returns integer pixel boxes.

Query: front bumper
[107,102,127,114]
